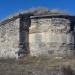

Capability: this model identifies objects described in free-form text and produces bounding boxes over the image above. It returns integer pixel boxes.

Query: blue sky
[0,0,75,20]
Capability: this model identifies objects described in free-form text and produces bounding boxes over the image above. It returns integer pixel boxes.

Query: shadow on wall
[18,15,31,58]
[66,19,75,55]
[72,21,75,51]
[70,20,75,53]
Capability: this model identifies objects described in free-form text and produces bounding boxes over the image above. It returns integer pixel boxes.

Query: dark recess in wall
[18,15,31,57]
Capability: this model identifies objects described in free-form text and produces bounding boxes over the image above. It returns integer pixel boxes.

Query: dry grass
[0,56,75,75]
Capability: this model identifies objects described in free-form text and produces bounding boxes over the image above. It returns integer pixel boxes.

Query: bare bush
[61,65,74,75]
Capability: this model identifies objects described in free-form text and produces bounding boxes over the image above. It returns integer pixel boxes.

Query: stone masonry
[0,8,75,59]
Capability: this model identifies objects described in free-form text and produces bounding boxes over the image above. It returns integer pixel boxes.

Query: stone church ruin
[0,8,75,59]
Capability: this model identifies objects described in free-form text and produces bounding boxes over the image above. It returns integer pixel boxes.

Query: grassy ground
[0,56,75,75]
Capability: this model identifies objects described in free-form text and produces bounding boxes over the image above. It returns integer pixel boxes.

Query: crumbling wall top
[0,7,75,25]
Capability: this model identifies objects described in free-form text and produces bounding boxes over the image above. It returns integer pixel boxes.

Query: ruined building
[0,8,75,59]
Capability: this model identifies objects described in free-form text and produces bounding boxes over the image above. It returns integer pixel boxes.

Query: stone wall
[0,18,20,59]
[0,13,75,58]
[29,17,75,57]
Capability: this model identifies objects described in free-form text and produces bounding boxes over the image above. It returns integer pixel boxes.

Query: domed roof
[26,7,68,16]
[20,7,68,16]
